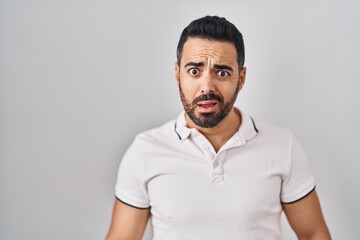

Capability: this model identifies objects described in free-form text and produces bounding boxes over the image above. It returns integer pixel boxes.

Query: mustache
[193,92,223,104]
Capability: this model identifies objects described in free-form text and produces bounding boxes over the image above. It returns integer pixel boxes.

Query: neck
[185,108,242,152]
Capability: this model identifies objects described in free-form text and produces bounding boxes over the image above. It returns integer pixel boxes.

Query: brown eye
[189,68,199,76]
[217,70,229,77]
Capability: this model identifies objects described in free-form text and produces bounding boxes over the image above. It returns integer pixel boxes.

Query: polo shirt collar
[174,108,258,144]
[174,112,192,140]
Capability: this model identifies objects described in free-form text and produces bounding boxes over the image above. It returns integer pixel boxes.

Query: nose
[199,72,216,94]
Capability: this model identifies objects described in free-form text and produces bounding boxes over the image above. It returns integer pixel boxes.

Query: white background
[1,0,359,239]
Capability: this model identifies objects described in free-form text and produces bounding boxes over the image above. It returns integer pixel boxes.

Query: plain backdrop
[1,0,359,239]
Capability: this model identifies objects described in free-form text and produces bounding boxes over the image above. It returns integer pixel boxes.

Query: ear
[175,62,180,85]
[238,67,247,90]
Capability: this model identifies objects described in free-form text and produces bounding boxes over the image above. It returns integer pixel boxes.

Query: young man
[106,16,331,240]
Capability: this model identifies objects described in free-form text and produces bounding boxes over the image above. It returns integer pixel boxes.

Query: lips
[198,102,217,107]
[197,101,218,111]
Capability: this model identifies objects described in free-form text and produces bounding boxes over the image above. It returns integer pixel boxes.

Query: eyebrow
[213,64,234,72]
[184,61,204,68]
[184,61,234,72]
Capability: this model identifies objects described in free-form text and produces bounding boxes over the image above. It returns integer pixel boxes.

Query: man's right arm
[106,198,150,240]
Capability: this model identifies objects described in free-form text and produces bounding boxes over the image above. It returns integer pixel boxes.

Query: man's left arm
[282,190,331,240]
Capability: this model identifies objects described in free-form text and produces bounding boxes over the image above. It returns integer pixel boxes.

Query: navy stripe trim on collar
[174,122,182,140]
[250,116,259,133]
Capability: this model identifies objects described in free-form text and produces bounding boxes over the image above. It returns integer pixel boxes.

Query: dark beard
[179,82,240,128]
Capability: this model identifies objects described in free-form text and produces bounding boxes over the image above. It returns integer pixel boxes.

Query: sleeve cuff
[281,185,316,204]
[115,193,150,209]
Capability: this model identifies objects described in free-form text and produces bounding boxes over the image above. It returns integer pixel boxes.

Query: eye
[189,68,199,76]
[217,70,229,77]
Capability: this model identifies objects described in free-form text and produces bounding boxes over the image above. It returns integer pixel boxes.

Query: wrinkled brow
[184,62,233,72]
[184,61,204,68]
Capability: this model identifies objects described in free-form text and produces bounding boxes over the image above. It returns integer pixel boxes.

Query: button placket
[189,129,227,184]
[210,174,224,184]
[191,129,216,164]
[210,151,226,184]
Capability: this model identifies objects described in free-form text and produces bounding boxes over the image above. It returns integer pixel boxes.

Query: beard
[179,81,240,128]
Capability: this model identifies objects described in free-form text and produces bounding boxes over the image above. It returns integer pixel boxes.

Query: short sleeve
[281,132,315,203]
[115,137,150,209]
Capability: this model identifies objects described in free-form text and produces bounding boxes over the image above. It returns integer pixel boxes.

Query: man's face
[175,37,246,128]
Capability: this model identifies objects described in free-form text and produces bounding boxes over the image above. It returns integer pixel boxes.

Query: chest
[144,142,288,226]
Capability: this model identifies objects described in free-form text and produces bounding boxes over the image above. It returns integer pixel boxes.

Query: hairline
[177,36,242,70]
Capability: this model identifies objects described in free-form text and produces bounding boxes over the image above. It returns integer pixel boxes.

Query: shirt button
[213,161,219,167]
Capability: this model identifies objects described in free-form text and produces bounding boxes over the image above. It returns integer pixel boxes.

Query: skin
[106,200,150,240]
[175,37,246,152]
[283,191,331,239]
[106,37,331,240]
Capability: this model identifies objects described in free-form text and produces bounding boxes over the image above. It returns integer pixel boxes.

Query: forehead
[181,37,237,66]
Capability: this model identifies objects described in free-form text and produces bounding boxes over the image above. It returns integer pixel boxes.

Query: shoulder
[120,119,178,164]
[253,118,292,143]
[132,119,179,148]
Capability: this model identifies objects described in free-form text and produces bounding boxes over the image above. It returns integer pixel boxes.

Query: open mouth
[197,101,218,111]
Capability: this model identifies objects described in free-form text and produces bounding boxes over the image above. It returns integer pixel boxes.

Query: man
[106,16,331,240]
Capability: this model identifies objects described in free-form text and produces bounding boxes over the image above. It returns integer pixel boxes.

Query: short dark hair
[176,16,245,67]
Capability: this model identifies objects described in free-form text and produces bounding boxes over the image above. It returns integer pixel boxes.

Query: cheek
[220,84,239,101]
[183,88,198,102]
[179,80,198,99]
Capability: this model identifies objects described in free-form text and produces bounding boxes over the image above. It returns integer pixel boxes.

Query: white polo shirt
[115,110,315,240]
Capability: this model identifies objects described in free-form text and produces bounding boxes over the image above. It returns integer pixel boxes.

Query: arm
[106,198,150,240]
[282,190,331,240]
